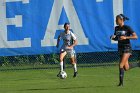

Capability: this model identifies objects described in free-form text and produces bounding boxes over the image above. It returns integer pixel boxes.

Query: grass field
[0,66,140,93]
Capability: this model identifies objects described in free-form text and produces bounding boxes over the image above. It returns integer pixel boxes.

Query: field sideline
[0,66,140,93]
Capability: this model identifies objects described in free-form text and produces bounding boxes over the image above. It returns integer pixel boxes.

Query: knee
[59,56,64,62]
[124,67,128,71]
[124,66,129,71]
[71,59,75,65]
[71,61,75,65]
[119,63,124,68]
[60,58,63,62]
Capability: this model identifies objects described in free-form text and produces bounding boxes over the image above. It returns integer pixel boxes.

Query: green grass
[0,66,140,93]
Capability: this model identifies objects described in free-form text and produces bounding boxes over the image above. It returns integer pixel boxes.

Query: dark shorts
[118,44,132,55]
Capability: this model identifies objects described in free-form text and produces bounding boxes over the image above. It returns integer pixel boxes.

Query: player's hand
[66,46,73,49]
[110,35,116,39]
[120,36,127,40]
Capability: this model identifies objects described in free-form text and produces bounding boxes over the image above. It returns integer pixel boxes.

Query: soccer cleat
[73,72,78,78]
[138,61,140,67]
[57,71,61,77]
[117,83,123,87]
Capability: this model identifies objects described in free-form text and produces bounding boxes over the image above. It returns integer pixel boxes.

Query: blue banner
[0,0,140,56]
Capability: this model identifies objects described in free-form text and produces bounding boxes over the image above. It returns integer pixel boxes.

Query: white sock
[60,62,63,72]
[73,63,77,72]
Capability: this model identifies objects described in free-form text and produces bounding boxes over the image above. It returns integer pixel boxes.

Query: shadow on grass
[19,85,115,91]
[20,86,86,91]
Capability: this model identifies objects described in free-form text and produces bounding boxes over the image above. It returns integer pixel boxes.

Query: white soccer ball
[60,71,67,79]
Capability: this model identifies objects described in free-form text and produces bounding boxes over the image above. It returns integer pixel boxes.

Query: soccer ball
[60,71,67,79]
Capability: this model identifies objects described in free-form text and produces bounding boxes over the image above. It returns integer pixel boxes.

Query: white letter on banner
[111,0,123,44]
[96,0,103,2]
[0,0,31,48]
[41,0,89,47]
[113,0,123,26]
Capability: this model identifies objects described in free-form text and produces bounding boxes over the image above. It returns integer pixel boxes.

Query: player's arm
[71,39,78,47]
[120,33,138,40]
[126,32,138,39]
[120,32,138,40]
[111,35,117,40]
[67,32,78,49]
[56,35,61,48]
[70,32,78,48]
[120,26,138,40]
[110,27,118,41]
[67,39,78,49]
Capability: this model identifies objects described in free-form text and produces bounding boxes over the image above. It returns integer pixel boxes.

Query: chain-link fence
[0,50,140,71]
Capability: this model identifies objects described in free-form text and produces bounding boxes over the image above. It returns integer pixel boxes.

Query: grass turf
[0,66,140,93]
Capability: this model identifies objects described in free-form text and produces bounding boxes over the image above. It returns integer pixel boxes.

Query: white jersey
[59,30,77,58]
[60,30,77,48]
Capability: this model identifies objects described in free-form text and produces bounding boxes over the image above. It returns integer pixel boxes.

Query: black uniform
[114,25,134,55]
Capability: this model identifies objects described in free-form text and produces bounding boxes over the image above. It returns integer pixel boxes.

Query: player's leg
[124,60,129,71]
[128,54,140,69]
[70,50,78,77]
[124,48,140,70]
[70,57,78,77]
[118,55,124,86]
[118,53,130,86]
[63,58,66,70]
[57,51,67,77]
[60,51,67,71]
[129,62,140,69]
[123,55,140,71]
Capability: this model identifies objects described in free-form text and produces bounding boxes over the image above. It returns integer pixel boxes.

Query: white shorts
[60,48,76,58]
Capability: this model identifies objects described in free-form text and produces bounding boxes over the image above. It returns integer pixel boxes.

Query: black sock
[129,62,140,69]
[119,68,124,85]
[63,59,65,70]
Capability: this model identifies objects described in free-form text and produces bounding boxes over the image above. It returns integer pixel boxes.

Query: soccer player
[111,14,139,86]
[56,23,78,77]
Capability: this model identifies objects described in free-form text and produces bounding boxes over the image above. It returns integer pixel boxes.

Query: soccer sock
[129,63,140,69]
[60,61,63,72]
[73,63,77,72]
[63,59,65,70]
[119,68,124,85]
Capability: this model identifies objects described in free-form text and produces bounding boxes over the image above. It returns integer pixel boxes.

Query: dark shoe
[117,83,123,86]
[138,61,140,67]
[57,71,61,77]
[73,72,78,78]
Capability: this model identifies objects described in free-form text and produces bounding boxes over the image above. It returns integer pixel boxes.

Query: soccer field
[0,67,140,93]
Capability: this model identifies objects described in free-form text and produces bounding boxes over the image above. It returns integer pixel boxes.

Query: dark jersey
[114,25,134,45]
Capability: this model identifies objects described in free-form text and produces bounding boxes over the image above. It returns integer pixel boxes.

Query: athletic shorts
[60,48,76,58]
[118,44,132,55]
